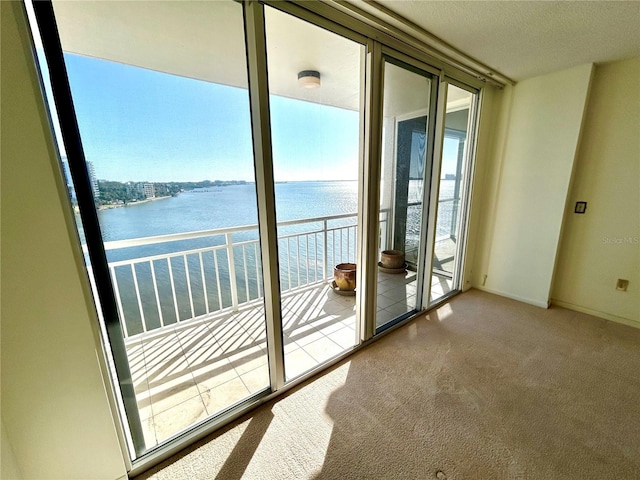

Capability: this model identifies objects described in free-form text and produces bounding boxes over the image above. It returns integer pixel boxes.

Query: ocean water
[91,180,457,335]
[97,179,455,243]
[98,180,360,242]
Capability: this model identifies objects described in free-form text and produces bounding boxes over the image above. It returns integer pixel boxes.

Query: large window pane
[265,7,364,381]
[48,0,268,456]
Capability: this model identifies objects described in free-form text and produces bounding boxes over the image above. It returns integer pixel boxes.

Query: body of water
[98,180,360,242]
[97,179,455,243]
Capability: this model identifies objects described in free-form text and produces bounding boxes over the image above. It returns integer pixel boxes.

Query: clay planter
[334,263,357,291]
[380,250,405,269]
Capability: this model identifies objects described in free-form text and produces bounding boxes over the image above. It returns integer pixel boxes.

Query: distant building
[60,156,77,204]
[444,173,456,180]
[60,156,99,202]
[143,183,156,198]
[86,160,100,198]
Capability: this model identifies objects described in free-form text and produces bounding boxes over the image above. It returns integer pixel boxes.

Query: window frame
[26,0,486,474]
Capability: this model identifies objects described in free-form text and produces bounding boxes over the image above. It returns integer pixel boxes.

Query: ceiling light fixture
[298,70,321,89]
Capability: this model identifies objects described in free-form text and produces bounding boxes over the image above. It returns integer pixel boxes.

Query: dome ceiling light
[298,70,321,89]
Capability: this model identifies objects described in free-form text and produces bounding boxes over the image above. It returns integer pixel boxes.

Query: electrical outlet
[616,279,629,291]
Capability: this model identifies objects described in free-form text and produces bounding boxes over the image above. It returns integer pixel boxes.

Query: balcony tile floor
[125,271,452,449]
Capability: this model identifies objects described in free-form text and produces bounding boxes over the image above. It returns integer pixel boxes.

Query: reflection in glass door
[376,59,434,331]
[264,7,364,380]
[430,84,476,304]
[395,114,427,266]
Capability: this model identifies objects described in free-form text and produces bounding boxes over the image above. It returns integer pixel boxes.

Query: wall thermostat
[575,201,587,214]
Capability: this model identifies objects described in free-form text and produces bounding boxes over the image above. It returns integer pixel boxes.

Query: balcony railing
[105,212,381,339]
[101,199,464,340]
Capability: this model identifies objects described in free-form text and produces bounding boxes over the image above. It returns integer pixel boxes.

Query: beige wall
[552,58,640,326]
[1,421,22,480]
[462,84,509,291]
[471,63,594,307]
[1,2,127,478]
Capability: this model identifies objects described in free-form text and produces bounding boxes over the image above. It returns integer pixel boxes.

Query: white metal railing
[106,212,387,338]
[401,196,457,265]
[437,197,458,239]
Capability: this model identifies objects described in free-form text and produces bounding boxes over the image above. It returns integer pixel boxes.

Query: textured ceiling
[372,0,640,81]
[49,0,639,97]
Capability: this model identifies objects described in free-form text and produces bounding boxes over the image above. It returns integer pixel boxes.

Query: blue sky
[59,54,360,183]
[43,53,458,183]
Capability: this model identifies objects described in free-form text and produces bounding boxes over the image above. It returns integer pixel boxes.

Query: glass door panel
[430,84,475,304]
[45,0,269,456]
[264,7,364,381]
[376,60,433,331]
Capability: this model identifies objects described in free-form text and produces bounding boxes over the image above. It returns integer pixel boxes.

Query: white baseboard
[474,286,550,309]
[550,299,640,330]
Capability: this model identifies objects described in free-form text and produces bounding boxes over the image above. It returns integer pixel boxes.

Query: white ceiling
[52,0,463,116]
[371,0,640,82]
[52,1,367,110]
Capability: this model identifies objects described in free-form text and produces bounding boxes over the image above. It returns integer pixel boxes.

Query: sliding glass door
[430,84,477,304]
[375,58,437,332]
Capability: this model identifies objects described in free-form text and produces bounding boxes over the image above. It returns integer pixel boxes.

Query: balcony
[104,212,452,448]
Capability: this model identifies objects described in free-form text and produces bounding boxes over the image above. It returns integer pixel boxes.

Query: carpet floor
[139,289,640,479]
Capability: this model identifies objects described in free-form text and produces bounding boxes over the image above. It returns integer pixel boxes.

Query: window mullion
[421,78,448,306]
[243,0,285,391]
[357,40,383,342]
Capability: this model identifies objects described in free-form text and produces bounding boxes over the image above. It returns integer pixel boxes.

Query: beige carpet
[140,289,640,479]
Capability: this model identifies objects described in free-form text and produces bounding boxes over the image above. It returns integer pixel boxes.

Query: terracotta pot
[334,263,357,291]
[380,250,405,269]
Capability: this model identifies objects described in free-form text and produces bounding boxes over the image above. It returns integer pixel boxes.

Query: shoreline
[97,195,172,211]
